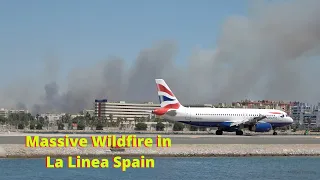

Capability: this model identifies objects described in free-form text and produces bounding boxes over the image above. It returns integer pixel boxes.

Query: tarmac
[0,133,320,144]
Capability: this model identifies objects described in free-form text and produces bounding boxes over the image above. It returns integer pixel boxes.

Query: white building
[70,114,84,119]
[94,100,160,121]
[315,102,320,127]
[40,113,65,123]
[0,108,7,117]
[83,109,95,117]
[290,102,318,127]
[0,108,29,118]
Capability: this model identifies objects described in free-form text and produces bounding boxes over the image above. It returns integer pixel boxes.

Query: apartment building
[39,113,65,123]
[290,102,318,127]
[94,100,160,121]
[0,108,29,118]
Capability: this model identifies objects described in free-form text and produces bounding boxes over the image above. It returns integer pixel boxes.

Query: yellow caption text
[25,135,171,148]
[46,155,155,171]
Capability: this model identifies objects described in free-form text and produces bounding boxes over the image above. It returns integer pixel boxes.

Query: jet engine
[248,122,272,132]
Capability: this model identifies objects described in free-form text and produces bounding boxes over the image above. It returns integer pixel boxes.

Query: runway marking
[313,137,320,139]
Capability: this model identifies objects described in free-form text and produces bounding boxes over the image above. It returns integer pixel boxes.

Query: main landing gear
[216,129,223,135]
[236,130,244,135]
[273,127,278,135]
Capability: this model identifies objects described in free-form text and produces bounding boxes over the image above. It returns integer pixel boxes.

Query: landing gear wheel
[273,132,277,135]
[236,130,244,135]
[216,130,223,135]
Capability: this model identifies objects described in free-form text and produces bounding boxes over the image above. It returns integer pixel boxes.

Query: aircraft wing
[230,114,267,127]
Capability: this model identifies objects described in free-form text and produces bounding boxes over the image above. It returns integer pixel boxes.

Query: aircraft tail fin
[155,79,182,109]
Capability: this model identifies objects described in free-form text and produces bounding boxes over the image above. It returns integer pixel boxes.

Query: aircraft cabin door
[185,107,191,120]
[243,112,248,121]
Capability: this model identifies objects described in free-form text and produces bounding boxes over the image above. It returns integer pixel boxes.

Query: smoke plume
[1,0,320,114]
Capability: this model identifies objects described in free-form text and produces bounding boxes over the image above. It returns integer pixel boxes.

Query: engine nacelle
[249,122,272,132]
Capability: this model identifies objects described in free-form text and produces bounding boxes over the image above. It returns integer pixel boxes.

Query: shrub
[135,122,147,130]
[173,122,184,131]
[156,122,165,131]
[58,123,64,130]
[18,123,24,129]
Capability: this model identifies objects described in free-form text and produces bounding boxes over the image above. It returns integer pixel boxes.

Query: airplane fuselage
[161,107,293,128]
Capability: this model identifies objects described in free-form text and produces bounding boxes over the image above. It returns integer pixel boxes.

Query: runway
[0,134,320,144]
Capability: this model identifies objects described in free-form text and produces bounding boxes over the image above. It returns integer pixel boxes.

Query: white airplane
[151,79,294,135]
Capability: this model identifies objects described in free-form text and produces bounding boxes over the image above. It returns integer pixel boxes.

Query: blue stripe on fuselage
[178,121,292,128]
[269,122,293,127]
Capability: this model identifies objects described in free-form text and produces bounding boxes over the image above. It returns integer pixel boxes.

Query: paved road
[0,134,319,144]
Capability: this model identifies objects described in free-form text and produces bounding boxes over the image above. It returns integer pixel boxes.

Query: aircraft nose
[288,117,294,123]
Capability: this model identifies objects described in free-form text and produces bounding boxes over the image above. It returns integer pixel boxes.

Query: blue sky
[0,0,248,86]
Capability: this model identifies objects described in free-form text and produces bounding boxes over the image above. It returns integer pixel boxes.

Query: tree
[134,117,139,126]
[77,121,85,130]
[120,117,127,130]
[85,112,91,127]
[304,117,312,130]
[44,116,49,130]
[116,117,122,127]
[85,112,91,119]
[18,123,24,129]
[109,114,113,122]
[135,122,147,130]
[39,116,45,126]
[57,122,64,130]
[189,126,198,131]
[71,116,86,130]
[199,127,207,131]
[154,117,162,123]
[173,122,184,131]
[36,123,43,130]
[307,117,312,130]
[140,117,147,122]
[156,122,165,131]
[89,116,97,130]
[0,116,7,125]
[36,114,40,120]
[8,113,19,128]
[96,120,103,130]
[61,114,71,124]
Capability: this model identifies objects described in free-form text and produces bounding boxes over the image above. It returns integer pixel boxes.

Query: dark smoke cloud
[1,0,320,114]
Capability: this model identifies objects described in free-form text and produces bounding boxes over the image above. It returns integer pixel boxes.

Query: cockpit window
[280,114,284,118]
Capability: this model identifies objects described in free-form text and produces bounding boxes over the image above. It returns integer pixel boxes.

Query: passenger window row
[195,114,276,117]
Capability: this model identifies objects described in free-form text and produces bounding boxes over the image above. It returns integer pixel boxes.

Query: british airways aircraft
[151,79,293,135]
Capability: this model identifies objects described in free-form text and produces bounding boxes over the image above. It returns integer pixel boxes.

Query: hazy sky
[0,0,247,86]
[1,0,320,113]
